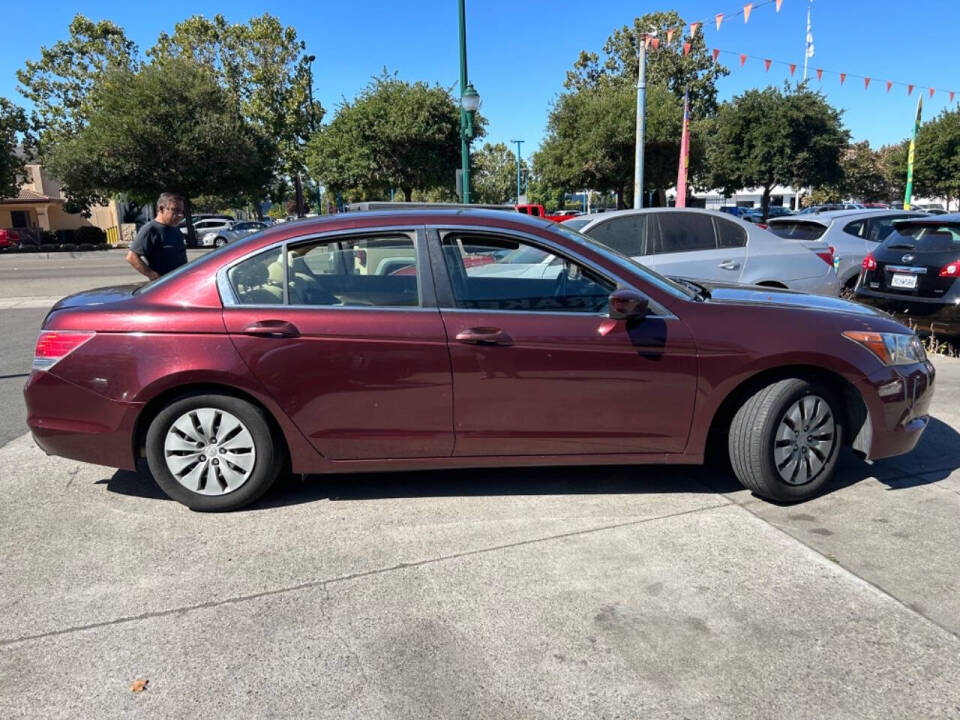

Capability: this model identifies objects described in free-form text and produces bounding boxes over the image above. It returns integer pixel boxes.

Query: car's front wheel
[214,236,227,248]
[145,394,281,511]
[728,378,842,502]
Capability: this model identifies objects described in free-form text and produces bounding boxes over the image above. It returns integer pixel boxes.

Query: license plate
[891,273,918,289]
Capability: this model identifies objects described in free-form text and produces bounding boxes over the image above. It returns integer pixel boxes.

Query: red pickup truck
[514,204,581,224]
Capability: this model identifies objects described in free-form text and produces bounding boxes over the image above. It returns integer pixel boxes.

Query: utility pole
[511,139,524,201]
[633,38,647,209]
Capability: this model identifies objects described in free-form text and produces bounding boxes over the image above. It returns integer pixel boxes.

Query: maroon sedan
[24,210,934,511]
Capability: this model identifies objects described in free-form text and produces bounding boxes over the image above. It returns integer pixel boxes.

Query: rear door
[220,228,454,460]
[429,227,698,456]
[644,212,746,282]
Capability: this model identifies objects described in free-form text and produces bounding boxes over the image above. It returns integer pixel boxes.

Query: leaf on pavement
[130,678,149,693]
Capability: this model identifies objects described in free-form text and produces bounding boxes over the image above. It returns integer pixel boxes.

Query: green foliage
[45,57,275,213]
[471,142,525,204]
[307,72,479,202]
[0,98,29,199]
[565,10,729,118]
[148,14,321,179]
[534,82,684,208]
[912,107,960,204]
[880,140,909,201]
[706,84,849,218]
[839,141,889,202]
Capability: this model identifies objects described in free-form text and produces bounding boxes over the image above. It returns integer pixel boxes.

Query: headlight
[842,331,926,366]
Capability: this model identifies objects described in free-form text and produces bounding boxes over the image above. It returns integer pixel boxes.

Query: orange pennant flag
[776,0,783,10]
[740,54,747,67]
[690,22,701,37]
[816,69,823,81]
[716,13,724,30]
[713,48,721,62]
[667,28,674,45]
[864,77,870,90]
[789,63,797,76]
[744,3,753,22]
[840,73,846,85]
[886,81,892,92]
[929,87,935,98]
[764,59,771,72]
[651,37,660,50]
[908,84,914,95]
[951,91,955,103]
[683,42,691,56]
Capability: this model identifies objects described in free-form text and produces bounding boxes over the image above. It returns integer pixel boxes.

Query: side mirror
[608,289,649,320]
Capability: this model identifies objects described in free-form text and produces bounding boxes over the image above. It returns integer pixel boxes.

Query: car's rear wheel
[728,378,842,502]
[145,394,281,511]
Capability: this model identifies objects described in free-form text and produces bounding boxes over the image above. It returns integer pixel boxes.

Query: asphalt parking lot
[2,251,960,717]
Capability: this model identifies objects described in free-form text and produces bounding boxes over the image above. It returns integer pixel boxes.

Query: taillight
[33,330,95,371]
[862,253,877,271]
[757,223,768,229]
[939,260,960,277]
[815,246,834,266]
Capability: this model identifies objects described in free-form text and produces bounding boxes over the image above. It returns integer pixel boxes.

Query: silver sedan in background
[202,220,271,248]
[565,208,840,296]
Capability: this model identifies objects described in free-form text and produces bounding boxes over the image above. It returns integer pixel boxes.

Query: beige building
[0,163,121,235]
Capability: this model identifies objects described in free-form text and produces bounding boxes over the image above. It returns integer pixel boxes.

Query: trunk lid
[865,223,960,298]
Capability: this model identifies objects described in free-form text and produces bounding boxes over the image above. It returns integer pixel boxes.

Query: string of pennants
[639,0,956,102]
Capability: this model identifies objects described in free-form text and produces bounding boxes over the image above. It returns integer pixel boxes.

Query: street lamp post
[633,37,647,209]
[511,139,524,202]
[458,0,480,204]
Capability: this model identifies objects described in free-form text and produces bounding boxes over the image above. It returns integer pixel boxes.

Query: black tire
[728,378,843,502]
[145,394,281,511]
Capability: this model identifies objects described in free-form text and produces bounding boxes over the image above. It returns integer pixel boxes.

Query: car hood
[51,284,140,310]
[697,281,884,318]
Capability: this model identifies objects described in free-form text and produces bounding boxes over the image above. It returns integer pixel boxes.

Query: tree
[45,57,275,240]
[839,141,889,202]
[148,14,322,205]
[534,82,684,208]
[471,143,525,204]
[564,10,729,118]
[706,85,849,220]
[307,72,479,202]
[0,99,29,199]
[17,14,138,211]
[879,141,909,202]
[912,108,960,208]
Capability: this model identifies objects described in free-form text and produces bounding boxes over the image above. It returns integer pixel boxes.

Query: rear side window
[715,217,747,248]
[585,215,647,256]
[866,215,918,242]
[767,221,827,240]
[228,248,284,305]
[843,220,866,238]
[651,212,716,254]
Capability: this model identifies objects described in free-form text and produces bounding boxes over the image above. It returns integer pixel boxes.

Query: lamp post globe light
[458,0,480,204]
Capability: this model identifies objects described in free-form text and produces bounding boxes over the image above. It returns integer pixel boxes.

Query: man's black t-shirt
[131,220,188,276]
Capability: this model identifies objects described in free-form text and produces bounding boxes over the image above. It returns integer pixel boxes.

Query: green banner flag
[904,95,923,210]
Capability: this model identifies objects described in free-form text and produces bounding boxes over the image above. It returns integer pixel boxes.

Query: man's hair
[157,192,183,210]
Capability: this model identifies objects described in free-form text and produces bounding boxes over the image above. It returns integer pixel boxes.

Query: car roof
[768,209,925,226]
[890,212,960,225]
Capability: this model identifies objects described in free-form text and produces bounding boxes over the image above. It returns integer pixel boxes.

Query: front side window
[585,215,647,256]
[440,233,614,313]
[650,212,717,254]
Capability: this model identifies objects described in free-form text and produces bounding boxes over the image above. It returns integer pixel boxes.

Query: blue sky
[2,0,955,164]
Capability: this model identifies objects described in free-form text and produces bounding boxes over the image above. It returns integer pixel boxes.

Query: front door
[431,229,698,457]
[221,229,454,460]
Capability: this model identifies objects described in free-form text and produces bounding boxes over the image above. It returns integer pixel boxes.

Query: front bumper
[855,359,935,460]
[855,288,960,336]
[23,370,141,470]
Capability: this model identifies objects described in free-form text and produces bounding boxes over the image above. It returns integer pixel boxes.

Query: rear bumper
[23,370,140,470]
[855,359,935,460]
[855,289,960,336]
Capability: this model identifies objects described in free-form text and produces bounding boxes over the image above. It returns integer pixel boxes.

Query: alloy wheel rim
[163,408,256,495]
[773,394,836,486]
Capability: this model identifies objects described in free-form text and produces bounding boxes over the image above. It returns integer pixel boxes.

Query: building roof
[0,187,63,204]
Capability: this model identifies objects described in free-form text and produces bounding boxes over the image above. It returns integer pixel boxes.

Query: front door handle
[718,260,740,271]
[242,320,300,338]
[455,327,513,346]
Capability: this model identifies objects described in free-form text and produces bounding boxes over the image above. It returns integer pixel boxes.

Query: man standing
[126,193,188,280]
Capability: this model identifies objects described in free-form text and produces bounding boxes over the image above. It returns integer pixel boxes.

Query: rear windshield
[885,224,960,251]
[562,217,591,231]
[767,221,827,240]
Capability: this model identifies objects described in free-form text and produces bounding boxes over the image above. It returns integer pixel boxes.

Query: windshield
[132,250,212,294]
[767,221,827,240]
[552,224,696,301]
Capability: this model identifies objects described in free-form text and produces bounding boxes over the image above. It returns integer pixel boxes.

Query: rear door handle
[455,327,513,346]
[242,320,300,338]
[718,260,740,271]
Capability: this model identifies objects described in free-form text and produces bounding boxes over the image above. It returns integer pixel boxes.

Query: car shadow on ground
[98,417,960,511]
